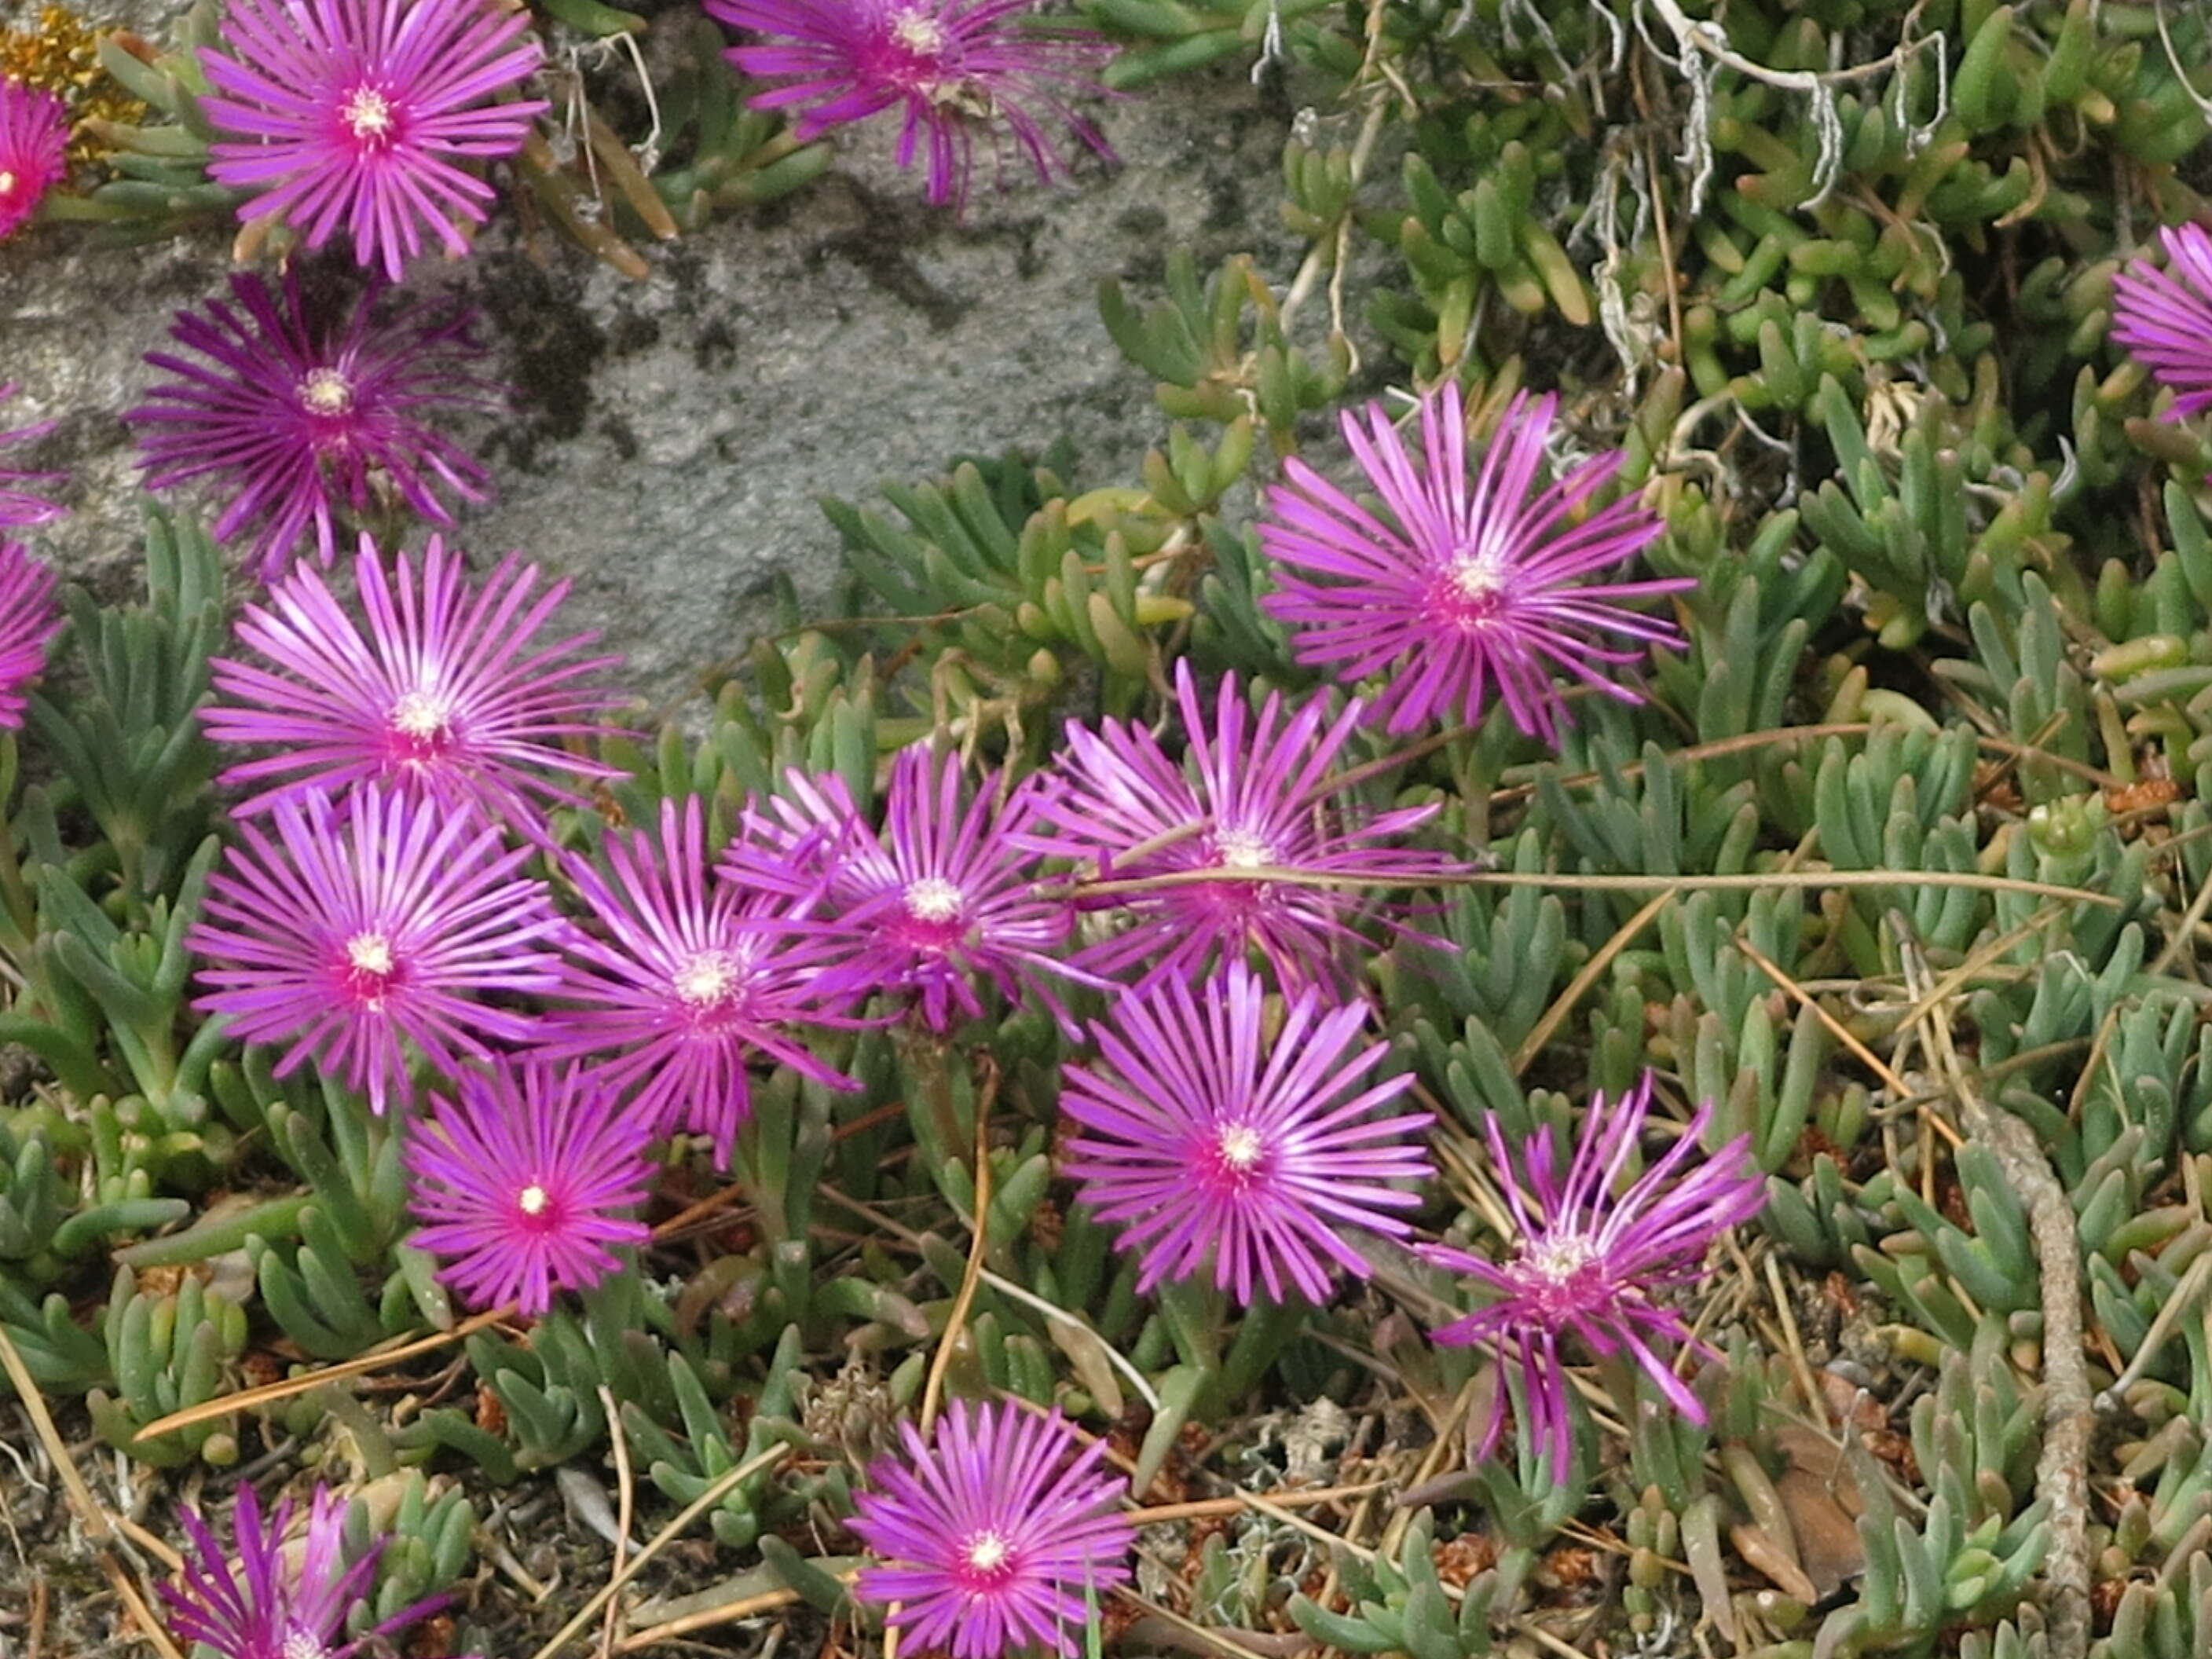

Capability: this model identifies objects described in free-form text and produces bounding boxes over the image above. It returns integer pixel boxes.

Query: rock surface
[3,2,1298,705]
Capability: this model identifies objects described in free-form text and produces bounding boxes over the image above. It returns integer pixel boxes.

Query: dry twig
[1637,0,1946,213]
[0,1325,185,1659]
[1067,864,2127,909]
[1893,915,2092,1659]
[526,1445,792,1659]
[597,1383,635,1659]
[888,1060,998,1659]
[1511,887,1677,1075]
[138,1306,516,1441]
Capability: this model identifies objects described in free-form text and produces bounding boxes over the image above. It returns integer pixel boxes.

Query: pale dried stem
[0,1325,183,1659]
[816,1184,1162,1411]
[2152,0,2212,122]
[0,1325,112,1547]
[1491,723,2124,804]
[597,1383,634,1659]
[918,1073,995,1433]
[1068,865,2126,910]
[615,1587,807,1653]
[2098,1251,2212,1404]
[526,1445,791,1659]
[2148,838,2212,976]
[1279,0,1395,349]
[138,1306,516,1441]
[1639,0,1946,214]
[1734,935,1919,1109]
[1108,1584,1267,1657]
[1760,1248,1826,1420]
[1124,1478,1390,1526]
[137,1150,873,1445]
[1894,917,2092,1659]
[1511,887,1677,1075]
[890,1064,998,1659]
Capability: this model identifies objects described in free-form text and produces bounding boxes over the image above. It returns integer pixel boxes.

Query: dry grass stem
[1123,1479,1390,1525]
[1069,865,2126,908]
[1511,886,1677,1075]
[0,1324,184,1659]
[1734,934,1910,1097]
[598,1382,635,1659]
[1894,917,2092,1659]
[815,1184,1162,1412]
[613,1587,810,1652]
[137,1306,517,1441]
[526,1445,792,1659]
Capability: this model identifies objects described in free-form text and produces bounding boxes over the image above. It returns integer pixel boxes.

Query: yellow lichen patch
[0,5,149,164]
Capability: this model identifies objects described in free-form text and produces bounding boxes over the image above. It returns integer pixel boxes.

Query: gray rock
[2,9,1298,705]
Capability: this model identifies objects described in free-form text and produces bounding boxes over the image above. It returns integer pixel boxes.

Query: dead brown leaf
[1730,1521,1818,1603]
[1770,1425,1866,1599]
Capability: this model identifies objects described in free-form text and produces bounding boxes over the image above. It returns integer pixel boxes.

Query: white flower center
[891,9,947,53]
[282,1630,331,1659]
[518,1183,549,1218]
[904,876,963,921]
[0,171,16,196]
[346,932,394,977]
[1522,1234,1597,1284]
[390,688,452,738]
[341,85,394,139]
[1214,829,1273,870]
[1218,1125,1264,1171]
[1449,551,1503,603]
[964,1529,1010,1572]
[674,951,738,1006]
[298,368,354,416]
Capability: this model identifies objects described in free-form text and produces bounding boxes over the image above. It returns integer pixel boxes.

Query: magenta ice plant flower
[1262,389,1691,745]
[404,1060,655,1314]
[0,540,60,731]
[537,795,862,1165]
[205,533,624,826]
[0,384,64,530]
[200,0,548,281]
[744,743,1089,1031]
[191,784,567,1114]
[163,1481,447,1659]
[2114,223,2212,423]
[128,272,497,579]
[851,1399,1132,1659]
[1060,961,1432,1306]
[1021,660,1454,997]
[0,79,68,241]
[1419,1073,1766,1474]
[708,0,1113,209]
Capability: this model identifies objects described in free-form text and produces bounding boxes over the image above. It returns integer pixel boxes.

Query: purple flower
[537,796,861,1165]
[404,1060,654,1314]
[204,533,624,826]
[0,383,64,530]
[1021,660,1453,997]
[0,79,68,242]
[190,784,567,1114]
[1060,961,1431,1306]
[128,273,497,580]
[1261,390,1691,744]
[163,1481,446,1659]
[745,743,1087,1031]
[2114,223,2212,420]
[851,1399,1131,1659]
[0,541,59,731]
[707,0,1113,209]
[1419,1074,1766,1474]
[200,0,548,281]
